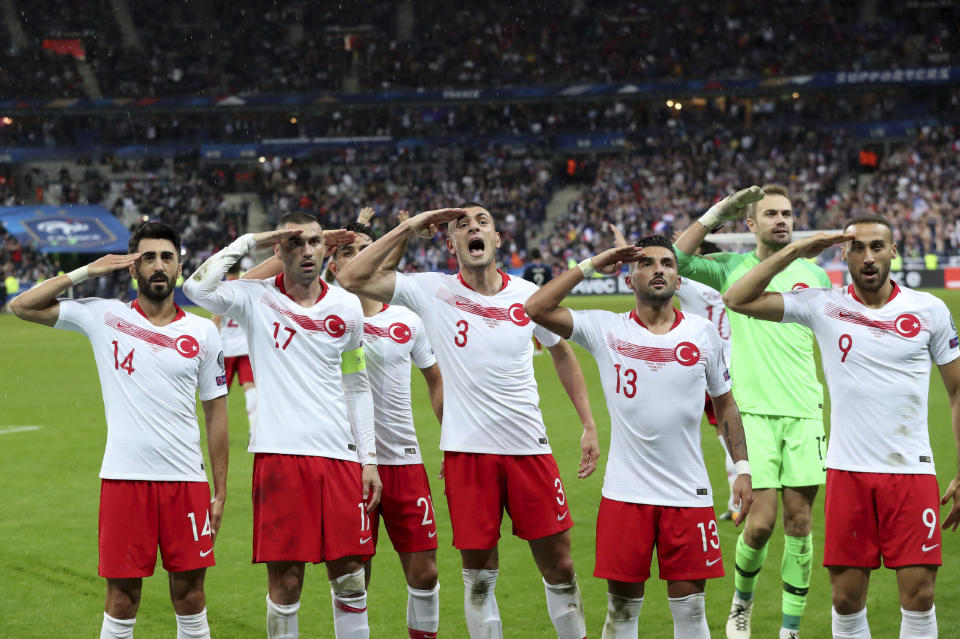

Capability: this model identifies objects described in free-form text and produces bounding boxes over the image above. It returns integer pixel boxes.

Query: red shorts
[824,469,942,568]
[594,498,724,583]
[371,464,439,553]
[224,355,253,388]
[252,454,371,564]
[442,452,572,549]
[98,479,215,578]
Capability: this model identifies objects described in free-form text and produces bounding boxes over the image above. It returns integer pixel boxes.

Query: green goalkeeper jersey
[675,247,831,418]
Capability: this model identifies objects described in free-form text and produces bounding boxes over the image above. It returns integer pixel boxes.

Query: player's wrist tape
[734,460,751,476]
[67,266,89,285]
[698,206,721,230]
[577,259,596,278]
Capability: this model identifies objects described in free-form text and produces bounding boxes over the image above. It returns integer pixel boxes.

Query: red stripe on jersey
[824,301,929,337]
[435,288,530,326]
[363,322,414,343]
[261,294,355,337]
[604,333,702,366]
[105,311,203,358]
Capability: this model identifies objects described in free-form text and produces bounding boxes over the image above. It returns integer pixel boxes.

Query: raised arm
[939,357,960,531]
[10,253,141,326]
[722,233,851,321]
[381,209,410,272]
[201,396,229,541]
[525,245,644,339]
[710,390,753,524]
[420,363,443,424]
[674,185,765,256]
[337,208,465,302]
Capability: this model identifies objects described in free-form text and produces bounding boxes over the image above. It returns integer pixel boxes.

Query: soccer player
[722,216,960,639]
[337,205,600,639]
[524,235,753,639]
[183,212,382,639]
[10,221,229,639]
[328,222,445,638]
[211,262,256,432]
[523,248,553,287]
[675,185,831,639]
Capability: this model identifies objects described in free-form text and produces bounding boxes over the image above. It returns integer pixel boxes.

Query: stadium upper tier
[1,0,956,99]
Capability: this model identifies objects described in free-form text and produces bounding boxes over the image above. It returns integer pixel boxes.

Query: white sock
[462,569,502,639]
[543,577,587,639]
[900,606,936,639]
[668,592,709,639]
[407,583,440,638]
[719,434,737,511]
[266,595,299,639]
[100,612,135,639]
[832,607,871,639]
[176,608,210,639]
[601,594,642,639]
[330,567,369,639]
[245,387,257,428]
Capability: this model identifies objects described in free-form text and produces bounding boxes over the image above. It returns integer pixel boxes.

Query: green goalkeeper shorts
[741,413,827,490]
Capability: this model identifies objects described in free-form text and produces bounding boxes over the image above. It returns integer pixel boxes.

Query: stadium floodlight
[666,100,674,108]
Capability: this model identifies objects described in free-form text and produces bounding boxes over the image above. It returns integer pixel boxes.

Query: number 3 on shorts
[554,478,565,506]
[697,521,720,552]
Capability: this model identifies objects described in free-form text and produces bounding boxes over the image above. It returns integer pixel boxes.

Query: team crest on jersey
[261,295,353,338]
[217,351,225,372]
[824,302,929,339]
[105,312,206,358]
[604,334,701,370]
[364,322,413,344]
[435,288,530,327]
[792,282,809,290]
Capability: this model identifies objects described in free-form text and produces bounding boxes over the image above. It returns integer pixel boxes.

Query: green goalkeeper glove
[698,185,765,230]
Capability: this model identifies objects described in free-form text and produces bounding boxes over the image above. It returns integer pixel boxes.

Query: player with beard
[723,216,960,639]
[11,222,229,639]
[183,212,381,639]
[525,235,753,639]
[337,204,600,639]
[675,185,831,639]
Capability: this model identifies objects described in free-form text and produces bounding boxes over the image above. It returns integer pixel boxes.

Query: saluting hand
[87,253,143,277]
[252,228,303,249]
[407,208,467,239]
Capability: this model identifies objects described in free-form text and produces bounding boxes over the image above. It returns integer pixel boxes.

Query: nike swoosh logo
[199,548,213,557]
[360,536,372,544]
[705,557,721,567]
[922,543,940,552]
[557,511,568,522]
[428,530,437,538]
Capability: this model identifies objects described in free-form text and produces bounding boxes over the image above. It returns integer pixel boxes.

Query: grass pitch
[2,291,960,637]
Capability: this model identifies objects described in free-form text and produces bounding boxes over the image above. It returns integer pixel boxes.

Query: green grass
[2,292,960,637]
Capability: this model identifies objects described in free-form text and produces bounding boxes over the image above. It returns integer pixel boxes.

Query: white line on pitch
[0,426,43,435]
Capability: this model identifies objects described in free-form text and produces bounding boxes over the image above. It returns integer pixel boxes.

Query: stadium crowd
[2,0,957,99]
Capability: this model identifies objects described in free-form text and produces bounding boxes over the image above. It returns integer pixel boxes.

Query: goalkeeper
[673,184,831,639]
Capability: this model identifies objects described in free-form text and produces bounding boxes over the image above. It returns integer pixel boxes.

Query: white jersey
[675,277,732,363]
[55,298,227,482]
[218,274,366,460]
[570,308,731,506]
[362,304,437,465]
[782,282,960,475]
[392,270,561,454]
[220,315,248,358]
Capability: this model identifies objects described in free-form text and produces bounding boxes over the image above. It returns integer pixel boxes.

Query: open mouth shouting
[467,236,485,258]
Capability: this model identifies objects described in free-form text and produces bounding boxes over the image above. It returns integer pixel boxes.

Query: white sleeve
[342,364,376,465]
[182,234,257,315]
[705,328,733,398]
[198,321,228,401]
[780,287,820,328]
[928,299,960,366]
[410,318,437,370]
[567,309,603,353]
[391,272,431,314]
[54,298,102,336]
[533,322,562,347]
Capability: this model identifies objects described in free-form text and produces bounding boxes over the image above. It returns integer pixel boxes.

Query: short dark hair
[458,201,486,210]
[227,262,242,275]
[530,248,543,260]
[277,211,320,228]
[129,221,181,257]
[747,183,790,220]
[700,241,721,255]
[845,215,893,233]
[636,235,676,258]
[342,221,377,241]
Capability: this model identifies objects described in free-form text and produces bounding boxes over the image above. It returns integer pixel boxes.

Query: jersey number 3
[454,320,469,347]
